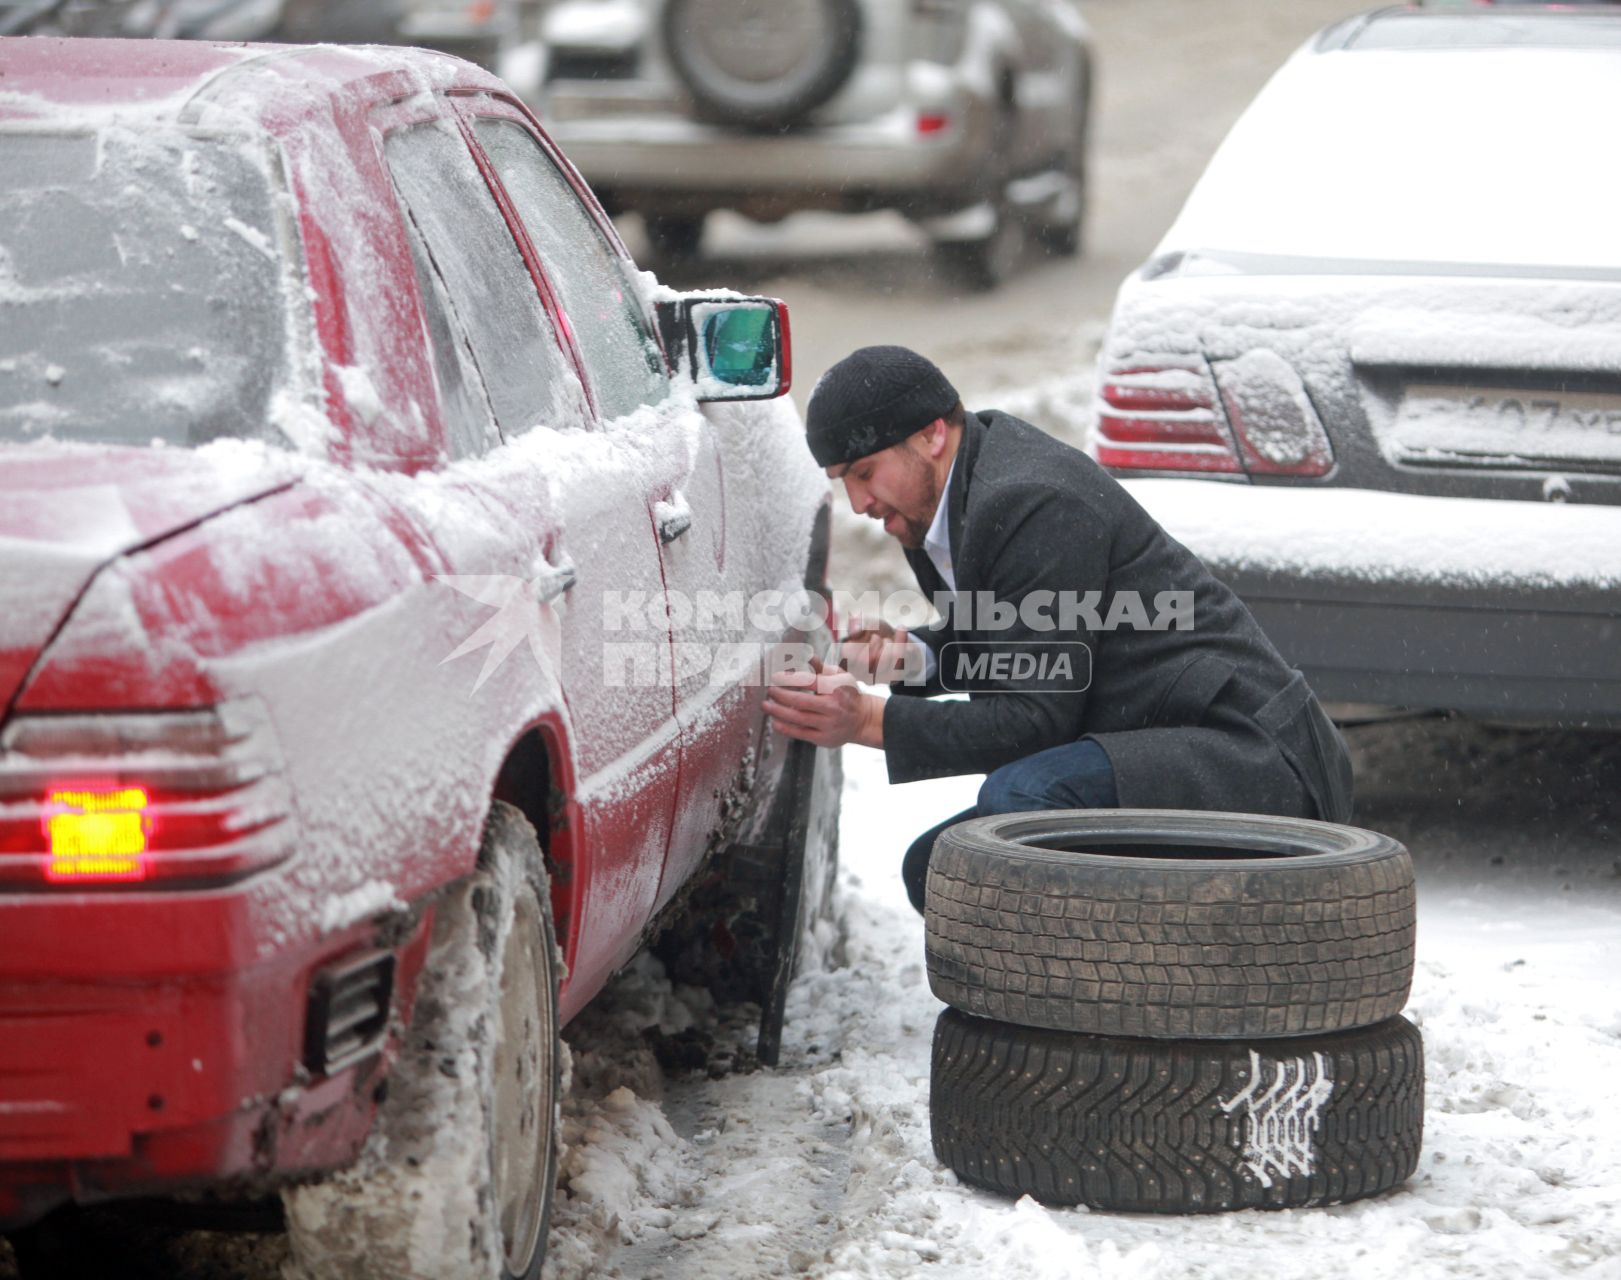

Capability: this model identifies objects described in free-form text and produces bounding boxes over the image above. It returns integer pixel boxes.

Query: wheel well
[997,67,1016,110]
[493,728,574,959]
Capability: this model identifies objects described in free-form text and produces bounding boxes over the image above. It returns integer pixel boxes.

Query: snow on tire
[925,810,1416,1040]
[282,803,561,1280]
[931,1008,1425,1213]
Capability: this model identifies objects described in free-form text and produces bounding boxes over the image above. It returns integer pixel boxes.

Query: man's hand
[764,656,885,749]
[837,616,924,684]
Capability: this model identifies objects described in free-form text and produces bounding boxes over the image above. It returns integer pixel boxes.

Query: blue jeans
[901,738,1118,914]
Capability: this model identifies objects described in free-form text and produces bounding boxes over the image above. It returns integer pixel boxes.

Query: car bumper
[542,88,994,210]
[0,890,432,1230]
[1123,479,1621,725]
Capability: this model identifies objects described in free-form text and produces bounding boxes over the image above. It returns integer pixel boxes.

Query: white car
[1093,4,1621,727]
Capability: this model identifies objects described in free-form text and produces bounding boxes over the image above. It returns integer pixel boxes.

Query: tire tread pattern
[930,1010,1425,1213]
[925,817,1416,1039]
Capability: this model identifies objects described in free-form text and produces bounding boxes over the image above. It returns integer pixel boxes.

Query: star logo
[437,567,568,692]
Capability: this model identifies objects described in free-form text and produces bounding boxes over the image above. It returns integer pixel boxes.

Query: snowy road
[542,718,1621,1280]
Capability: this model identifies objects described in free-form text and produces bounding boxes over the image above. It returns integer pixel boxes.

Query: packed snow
[538,717,1621,1280]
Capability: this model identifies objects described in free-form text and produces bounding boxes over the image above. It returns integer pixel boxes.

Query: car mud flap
[754,739,842,1066]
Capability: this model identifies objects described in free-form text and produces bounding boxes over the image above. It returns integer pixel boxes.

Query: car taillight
[0,703,295,889]
[1096,358,1244,474]
[917,112,951,135]
[1210,349,1335,478]
[1096,352,1336,479]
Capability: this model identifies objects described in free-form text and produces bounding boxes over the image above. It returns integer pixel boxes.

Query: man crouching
[763,345,1353,914]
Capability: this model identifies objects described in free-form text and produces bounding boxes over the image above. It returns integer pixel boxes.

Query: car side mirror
[655,294,792,401]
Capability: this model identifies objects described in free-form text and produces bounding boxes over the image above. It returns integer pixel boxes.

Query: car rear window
[0,128,295,447]
[1157,45,1621,274]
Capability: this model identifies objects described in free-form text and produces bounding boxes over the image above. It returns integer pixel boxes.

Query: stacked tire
[923,810,1423,1213]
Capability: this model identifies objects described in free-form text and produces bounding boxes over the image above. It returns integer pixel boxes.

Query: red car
[0,36,837,1280]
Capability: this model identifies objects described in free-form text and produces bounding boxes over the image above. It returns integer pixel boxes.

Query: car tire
[282,803,560,1280]
[924,810,1416,1040]
[935,197,1026,293]
[933,100,1025,291]
[661,0,862,130]
[1036,109,1089,259]
[931,1008,1425,1212]
[644,212,706,263]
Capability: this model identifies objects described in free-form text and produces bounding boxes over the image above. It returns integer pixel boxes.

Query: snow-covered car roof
[0,33,502,111]
[0,37,529,460]
[1154,7,1621,276]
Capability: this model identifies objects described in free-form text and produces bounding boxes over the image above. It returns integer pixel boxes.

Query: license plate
[1393,384,1621,467]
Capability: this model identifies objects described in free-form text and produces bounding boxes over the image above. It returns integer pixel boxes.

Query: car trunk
[1104,269,1621,507]
[0,447,299,712]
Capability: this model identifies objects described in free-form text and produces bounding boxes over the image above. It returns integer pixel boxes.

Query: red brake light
[917,112,951,136]
[1095,359,1243,474]
[1210,350,1335,478]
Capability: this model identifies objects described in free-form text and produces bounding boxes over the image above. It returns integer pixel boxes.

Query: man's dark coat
[884,410,1355,822]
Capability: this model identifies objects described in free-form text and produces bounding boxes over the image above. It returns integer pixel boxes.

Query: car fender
[958,1,1021,102]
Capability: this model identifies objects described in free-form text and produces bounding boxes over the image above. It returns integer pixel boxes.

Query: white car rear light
[1211,349,1335,478]
[0,702,295,888]
[1095,358,1244,474]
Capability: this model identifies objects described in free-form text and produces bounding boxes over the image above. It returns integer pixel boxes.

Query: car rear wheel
[935,197,1026,292]
[1035,137,1088,259]
[925,810,1417,1039]
[932,1008,1426,1212]
[282,803,560,1280]
[662,0,862,130]
[933,101,1026,291]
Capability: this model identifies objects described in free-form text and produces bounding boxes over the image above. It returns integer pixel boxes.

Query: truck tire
[925,810,1416,1040]
[282,803,560,1280]
[662,0,862,130]
[931,1008,1425,1212]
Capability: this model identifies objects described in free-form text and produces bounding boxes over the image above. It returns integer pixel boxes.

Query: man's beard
[893,513,931,549]
[890,447,939,549]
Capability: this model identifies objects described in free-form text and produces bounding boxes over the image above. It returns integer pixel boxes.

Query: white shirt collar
[923,450,959,591]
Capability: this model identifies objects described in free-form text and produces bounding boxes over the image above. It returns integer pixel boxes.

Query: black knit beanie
[805,345,959,468]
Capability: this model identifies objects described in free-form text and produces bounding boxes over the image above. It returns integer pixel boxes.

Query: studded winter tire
[925,810,1416,1040]
[931,1008,1425,1213]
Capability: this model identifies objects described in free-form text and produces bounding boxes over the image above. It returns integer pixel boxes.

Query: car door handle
[655,492,693,545]
[534,555,577,604]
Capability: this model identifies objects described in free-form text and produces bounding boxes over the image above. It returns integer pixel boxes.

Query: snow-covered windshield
[1157,44,1621,275]
[0,127,294,447]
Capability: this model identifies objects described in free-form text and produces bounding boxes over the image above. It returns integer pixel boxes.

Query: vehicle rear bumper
[0,892,432,1230]
[543,95,994,212]
[1123,479,1621,724]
